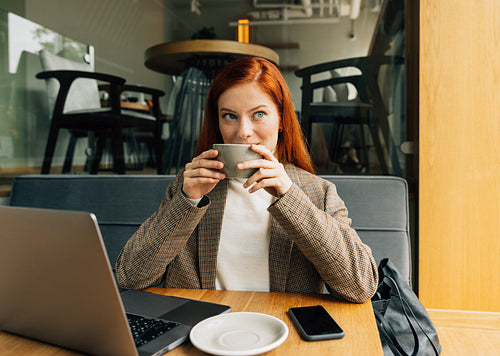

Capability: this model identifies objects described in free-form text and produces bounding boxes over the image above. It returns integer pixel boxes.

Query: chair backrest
[321,175,411,284]
[9,174,411,284]
[322,69,351,103]
[39,49,101,113]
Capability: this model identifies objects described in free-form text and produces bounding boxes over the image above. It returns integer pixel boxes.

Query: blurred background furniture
[100,83,165,172]
[37,50,165,174]
[161,66,210,173]
[295,55,404,175]
[144,40,279,174]
[144,39,279,77]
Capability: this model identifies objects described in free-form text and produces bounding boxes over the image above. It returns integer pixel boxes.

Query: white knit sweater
[215,179,273,291]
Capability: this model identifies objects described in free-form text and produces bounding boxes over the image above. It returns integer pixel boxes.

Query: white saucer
[189,312,289,356]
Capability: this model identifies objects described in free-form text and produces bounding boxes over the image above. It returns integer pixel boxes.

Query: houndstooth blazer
[115,165,378,303]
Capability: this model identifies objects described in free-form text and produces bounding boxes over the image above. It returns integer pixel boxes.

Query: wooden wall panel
[419,0,500,311]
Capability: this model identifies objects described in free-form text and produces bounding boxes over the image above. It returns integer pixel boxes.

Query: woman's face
[217,82,281,153]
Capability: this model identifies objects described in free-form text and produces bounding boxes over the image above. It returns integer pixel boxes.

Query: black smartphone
[288,305,345,341]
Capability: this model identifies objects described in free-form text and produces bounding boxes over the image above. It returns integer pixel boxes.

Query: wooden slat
[434,326,500,356]
[419,0,500,312]
[430,309,500,355]
[428,309,500,330]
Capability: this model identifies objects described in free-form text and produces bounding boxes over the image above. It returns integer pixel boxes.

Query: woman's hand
[239,144,293,198]
[183,149,225,199]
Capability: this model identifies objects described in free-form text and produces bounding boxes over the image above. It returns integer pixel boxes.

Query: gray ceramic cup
[213,144,263,178]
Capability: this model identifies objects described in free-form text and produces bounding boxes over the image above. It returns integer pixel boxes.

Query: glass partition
[0,8,91,177]
[0,0,407,179]
[170,0,406,176]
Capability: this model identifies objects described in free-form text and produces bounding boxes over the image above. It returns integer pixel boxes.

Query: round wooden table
[144,39,279,77]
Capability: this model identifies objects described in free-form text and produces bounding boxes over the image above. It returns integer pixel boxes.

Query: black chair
[37,49,165,174]
[295,55,404,175]
[99,83,165,171]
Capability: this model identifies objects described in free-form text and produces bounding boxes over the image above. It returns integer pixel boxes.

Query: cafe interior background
[0,0,407,176]
[3,0,499,318]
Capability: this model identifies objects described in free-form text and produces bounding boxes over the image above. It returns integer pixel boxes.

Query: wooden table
[0,288,382,355]
[144,39,280,76]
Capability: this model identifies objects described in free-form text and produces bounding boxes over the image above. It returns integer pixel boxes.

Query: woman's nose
[237,118,253,138]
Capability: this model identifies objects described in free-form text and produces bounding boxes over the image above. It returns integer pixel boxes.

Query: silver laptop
[0,206,231,356]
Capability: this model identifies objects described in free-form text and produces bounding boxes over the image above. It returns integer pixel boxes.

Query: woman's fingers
[188,150,223,170]
[235,145,292,197]
[182,149,226,199]
[250,144,276,161]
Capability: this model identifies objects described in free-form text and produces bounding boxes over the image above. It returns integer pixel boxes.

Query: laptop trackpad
[121,289,189,316]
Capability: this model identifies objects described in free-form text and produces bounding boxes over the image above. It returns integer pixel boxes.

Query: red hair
[194,57,314,174]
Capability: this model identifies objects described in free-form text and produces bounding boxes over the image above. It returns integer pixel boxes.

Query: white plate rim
[189,312,289,356]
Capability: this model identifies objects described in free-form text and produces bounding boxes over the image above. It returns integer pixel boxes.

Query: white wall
[166,1,379,110]
[256,14,378,109]
[24,0,172,105]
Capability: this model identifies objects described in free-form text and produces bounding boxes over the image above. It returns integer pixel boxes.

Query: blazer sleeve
[268,181,378,303]
[115,176,209,289]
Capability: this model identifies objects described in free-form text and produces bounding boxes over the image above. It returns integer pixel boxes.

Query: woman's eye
[253,111,265,119]
[222,113,237,120]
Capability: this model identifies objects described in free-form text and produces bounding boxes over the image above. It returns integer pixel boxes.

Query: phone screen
[288,305,344,340]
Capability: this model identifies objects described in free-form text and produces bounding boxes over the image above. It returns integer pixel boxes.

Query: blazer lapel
[269,219,293,292]
[198,179,227,289]
[268,164,297,292]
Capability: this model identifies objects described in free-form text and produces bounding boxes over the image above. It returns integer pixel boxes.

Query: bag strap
[374,308,413,356]
[391,278,441,355]
[374,311,420,356]
[384,275,440,355]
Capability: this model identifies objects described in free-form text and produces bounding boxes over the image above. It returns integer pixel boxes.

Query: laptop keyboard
[126,313,180,347]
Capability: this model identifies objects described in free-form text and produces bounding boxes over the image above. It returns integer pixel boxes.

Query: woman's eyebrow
[220,104,268,113]
[219,107,236,113]
[250,104,268,111]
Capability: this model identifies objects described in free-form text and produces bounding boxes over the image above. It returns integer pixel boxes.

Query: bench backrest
[9,174,410,283]
[9,175,176,266]
[321,175,410,284]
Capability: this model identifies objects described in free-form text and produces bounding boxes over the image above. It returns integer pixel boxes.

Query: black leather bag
[372,258,441,356]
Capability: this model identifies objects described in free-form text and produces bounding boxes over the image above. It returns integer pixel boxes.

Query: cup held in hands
[213,144,263,178]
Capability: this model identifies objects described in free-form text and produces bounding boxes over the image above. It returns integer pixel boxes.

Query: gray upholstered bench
[9,174,410,284]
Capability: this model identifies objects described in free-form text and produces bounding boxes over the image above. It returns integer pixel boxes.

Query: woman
[116,57,378,303]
